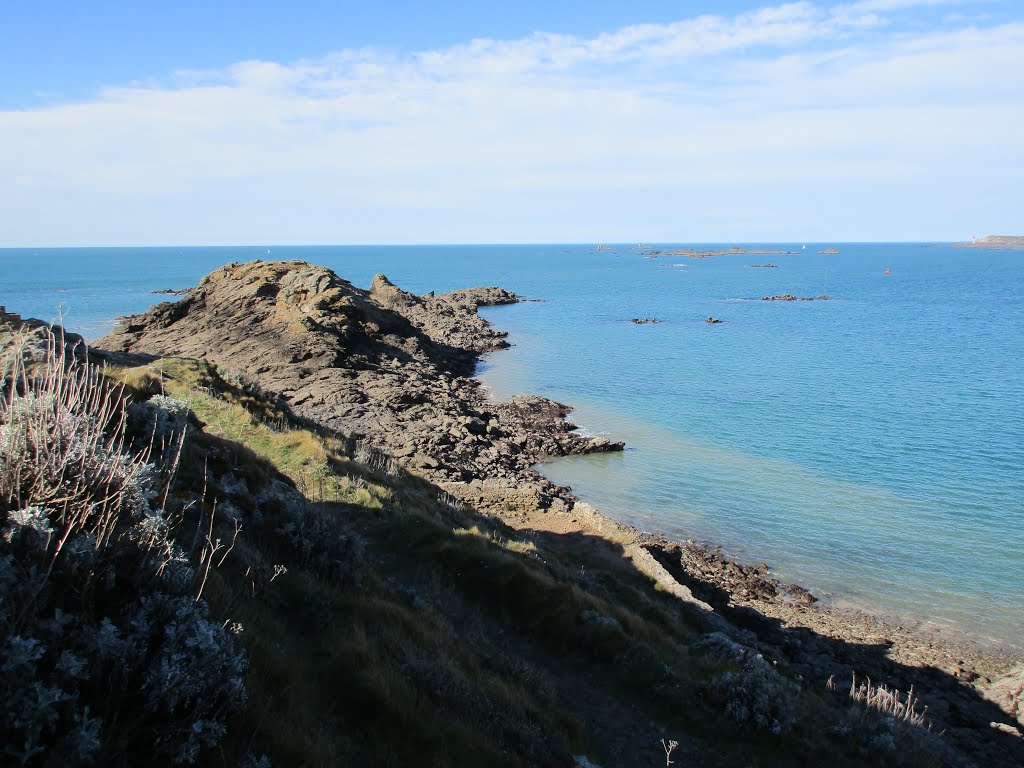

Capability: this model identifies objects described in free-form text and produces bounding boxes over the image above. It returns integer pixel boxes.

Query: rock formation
[96,260,622,511]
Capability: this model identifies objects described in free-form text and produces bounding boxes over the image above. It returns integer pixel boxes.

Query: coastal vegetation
[2,262,1022,766]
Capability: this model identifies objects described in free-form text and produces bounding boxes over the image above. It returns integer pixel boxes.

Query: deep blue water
[3,243,1022,647]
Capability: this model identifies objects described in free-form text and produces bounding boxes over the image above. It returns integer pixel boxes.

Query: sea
[2,243,1022,649]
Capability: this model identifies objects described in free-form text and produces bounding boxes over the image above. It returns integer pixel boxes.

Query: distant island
[954,235,1024,249]
[647,247,799,258]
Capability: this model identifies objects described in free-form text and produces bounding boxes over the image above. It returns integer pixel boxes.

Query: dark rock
[94,260,625,500]
[762,294,828,301]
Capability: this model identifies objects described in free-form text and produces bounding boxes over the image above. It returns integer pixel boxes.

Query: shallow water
[3,243,1022,647]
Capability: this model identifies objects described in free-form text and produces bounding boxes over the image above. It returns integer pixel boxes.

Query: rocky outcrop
[1,306,87,370]
[369,274,517,365]
[762,294,828,301]
[986,665,1024,729]
[95,260,620,500]
[493,396,624,458]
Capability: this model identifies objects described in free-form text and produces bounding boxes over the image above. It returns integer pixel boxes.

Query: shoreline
[517,438,1019,671]
[534,456,1021,659]
[476,352,1021,659]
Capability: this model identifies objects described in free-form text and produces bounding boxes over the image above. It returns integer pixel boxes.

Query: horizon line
[0,239,976,250]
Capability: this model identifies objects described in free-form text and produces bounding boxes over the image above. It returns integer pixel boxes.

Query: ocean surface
[3,243,1022,648]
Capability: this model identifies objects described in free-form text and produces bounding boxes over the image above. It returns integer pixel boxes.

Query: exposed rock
[493,396,624,458]
[705,316,723,324]
[95,260,622,503]
[1,306,87,371]
[762,294,828,301]
[370,274,518,365]
[986,665,1024,727]
[630,318,660,325]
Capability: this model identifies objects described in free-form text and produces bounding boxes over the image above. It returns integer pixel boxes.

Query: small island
[631,317,661,324]
[818,248,840,254]
[763,294,829,301]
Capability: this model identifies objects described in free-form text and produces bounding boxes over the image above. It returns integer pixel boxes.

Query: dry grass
[831,673,931,729]
[1,328,154,549]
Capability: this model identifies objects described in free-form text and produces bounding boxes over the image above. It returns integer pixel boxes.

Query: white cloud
[0,1,1021,245]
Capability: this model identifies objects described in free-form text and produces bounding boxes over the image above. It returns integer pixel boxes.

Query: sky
[1,0,1021,246]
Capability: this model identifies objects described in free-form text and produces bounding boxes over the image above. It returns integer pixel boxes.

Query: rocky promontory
[97,260,622,513]
[954,235,1024,249]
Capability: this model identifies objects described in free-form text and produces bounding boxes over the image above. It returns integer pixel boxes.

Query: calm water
[3,244,1022,647]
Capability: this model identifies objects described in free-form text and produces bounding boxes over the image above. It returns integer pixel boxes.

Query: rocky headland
[98,261,623,517]
[954,235,1024,249]
[84,261,1024,764]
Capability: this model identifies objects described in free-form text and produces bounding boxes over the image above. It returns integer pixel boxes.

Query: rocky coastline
[953,235,1024,249]
[92,260,1023,762]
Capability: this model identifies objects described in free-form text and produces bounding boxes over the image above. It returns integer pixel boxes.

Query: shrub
[695,632,798,734]
[1,328,247,766]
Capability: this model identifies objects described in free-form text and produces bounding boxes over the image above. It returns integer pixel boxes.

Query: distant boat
[802,244,806,250]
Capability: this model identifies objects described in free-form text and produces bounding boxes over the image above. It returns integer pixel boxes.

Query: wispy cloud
[1,1,1020,245]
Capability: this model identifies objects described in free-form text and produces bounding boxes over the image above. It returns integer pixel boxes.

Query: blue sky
[1,0,1021,245]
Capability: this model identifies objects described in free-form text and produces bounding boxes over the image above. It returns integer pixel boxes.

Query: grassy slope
[107,358,937,768]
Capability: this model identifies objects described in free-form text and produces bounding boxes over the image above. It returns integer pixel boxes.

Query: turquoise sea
[3,243,1022,648]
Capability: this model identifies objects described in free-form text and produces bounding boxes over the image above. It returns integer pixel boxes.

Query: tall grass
[830,674,931,729]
